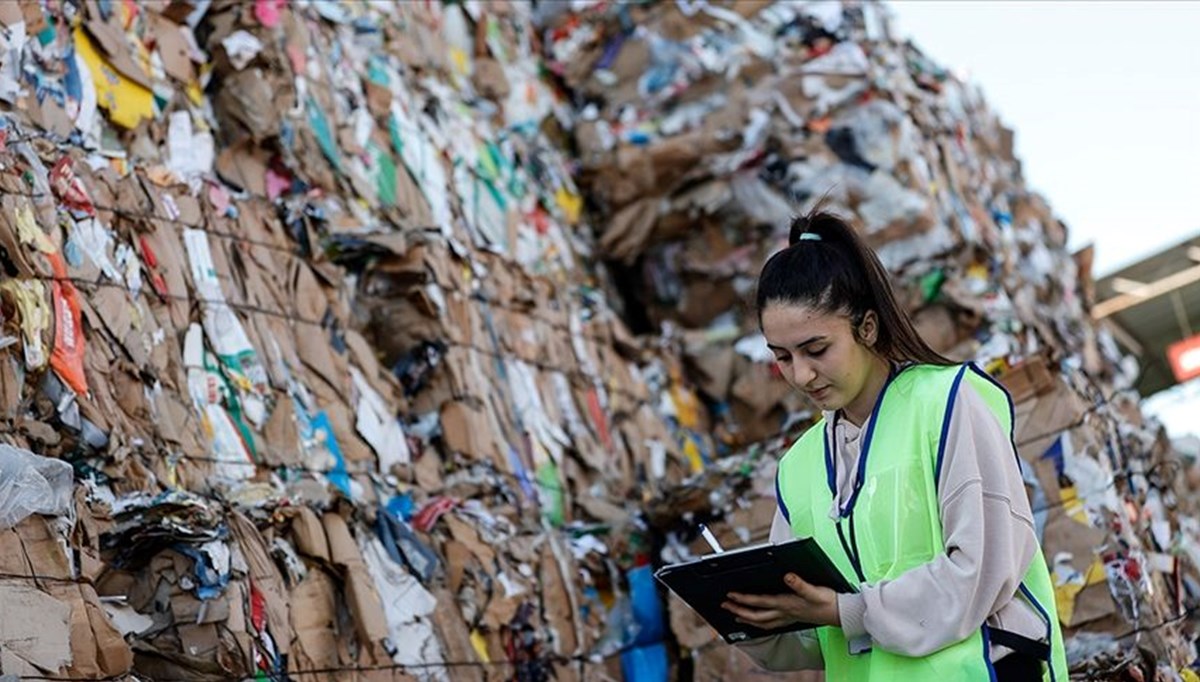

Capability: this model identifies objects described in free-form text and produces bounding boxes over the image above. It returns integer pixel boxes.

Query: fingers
[741,616,792,630]
[726,591,787,608]
[781,574,838,627]
[784,573,818,598]
[721,599,777,620]
[720,600,783,625]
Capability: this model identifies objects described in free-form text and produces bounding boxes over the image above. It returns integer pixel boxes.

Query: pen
[699,523,724,554]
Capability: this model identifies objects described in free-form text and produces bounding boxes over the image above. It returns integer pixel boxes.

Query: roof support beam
[1111,277,1145,295]
[1171,290,1194,338]
[1093,262,1200,319]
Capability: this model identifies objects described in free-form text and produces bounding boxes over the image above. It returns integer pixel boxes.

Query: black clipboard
[654,537,855,643]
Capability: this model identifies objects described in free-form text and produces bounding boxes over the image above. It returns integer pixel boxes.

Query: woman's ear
[858,310,879,347]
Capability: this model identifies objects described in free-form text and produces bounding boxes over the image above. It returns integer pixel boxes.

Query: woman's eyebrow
[766,335,826,351]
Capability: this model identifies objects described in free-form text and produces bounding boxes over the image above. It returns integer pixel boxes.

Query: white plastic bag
[0,445,74,529]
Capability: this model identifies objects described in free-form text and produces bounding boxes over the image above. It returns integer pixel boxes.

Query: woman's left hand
[720,573,841,630]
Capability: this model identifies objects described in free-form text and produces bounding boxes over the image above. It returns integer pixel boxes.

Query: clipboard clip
[699,523,724,554]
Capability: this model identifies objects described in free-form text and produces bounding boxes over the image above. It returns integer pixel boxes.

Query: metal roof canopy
[1093,234,1200,397]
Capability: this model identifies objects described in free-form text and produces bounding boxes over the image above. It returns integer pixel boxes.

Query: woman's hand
[720,573,841,630]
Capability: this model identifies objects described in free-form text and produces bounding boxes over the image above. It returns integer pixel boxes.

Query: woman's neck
[840,356,892,428]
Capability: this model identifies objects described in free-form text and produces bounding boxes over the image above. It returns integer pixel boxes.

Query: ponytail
[756,209,952,367]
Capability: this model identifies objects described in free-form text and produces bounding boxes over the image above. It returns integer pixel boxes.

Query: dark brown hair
[755,209,952,366]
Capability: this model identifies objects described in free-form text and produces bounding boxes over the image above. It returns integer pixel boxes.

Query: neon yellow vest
[775,363,1068,682]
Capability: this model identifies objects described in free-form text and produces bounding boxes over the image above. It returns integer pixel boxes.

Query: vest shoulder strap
[776,418,825,524]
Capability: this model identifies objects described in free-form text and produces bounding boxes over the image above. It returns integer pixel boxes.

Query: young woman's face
[761,302,879,413]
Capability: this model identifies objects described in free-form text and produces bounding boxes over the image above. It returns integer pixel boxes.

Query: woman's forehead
[761,303,850,342]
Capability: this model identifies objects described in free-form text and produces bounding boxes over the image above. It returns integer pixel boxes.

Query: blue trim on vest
[1019,582,1057,682]
[981,624,999,682]
[935,364,971,490]
[966,362,1024,474]
[775,472,791,524]
[972,366,1061,682]
[823,423,836,505]
[828,365,909,518]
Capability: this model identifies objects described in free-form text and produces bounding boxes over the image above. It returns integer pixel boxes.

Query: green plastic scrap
[477,141,502,182]
[919,268,946,303]
[366,56,389,88]
[36,11,56,46]
[388,113,404,159]
[306,96,342,172]
[202,349,261,460]
[372,143,398,207]
[537,460,565,528]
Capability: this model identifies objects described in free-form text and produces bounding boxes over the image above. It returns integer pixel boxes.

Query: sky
[890,1,1200,438]
[891,0,1200,276]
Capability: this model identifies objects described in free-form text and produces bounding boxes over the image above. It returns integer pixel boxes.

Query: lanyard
[835,510,867,583]
[826,423,869,583]
[824,365,905,583]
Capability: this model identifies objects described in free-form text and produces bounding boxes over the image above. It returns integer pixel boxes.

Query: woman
[721,211,1068,681]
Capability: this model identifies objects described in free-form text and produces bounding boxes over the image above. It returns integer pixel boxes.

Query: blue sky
[892,1,1200,276]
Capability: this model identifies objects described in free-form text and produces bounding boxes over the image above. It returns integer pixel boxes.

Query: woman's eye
[808,347,827,357]
[774,355,791,364]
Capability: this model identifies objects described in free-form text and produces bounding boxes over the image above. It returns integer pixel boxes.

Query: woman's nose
[791,359,817,387]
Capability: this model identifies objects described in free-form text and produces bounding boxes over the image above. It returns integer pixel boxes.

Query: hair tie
[796,232,821,241]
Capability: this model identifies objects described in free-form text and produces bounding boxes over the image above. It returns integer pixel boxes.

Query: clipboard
[654,537,855,643]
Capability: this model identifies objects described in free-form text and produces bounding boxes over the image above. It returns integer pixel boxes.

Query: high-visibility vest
[775,363,1068,681]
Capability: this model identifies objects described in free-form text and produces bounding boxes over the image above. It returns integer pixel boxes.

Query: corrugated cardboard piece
[0,516,133,679]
